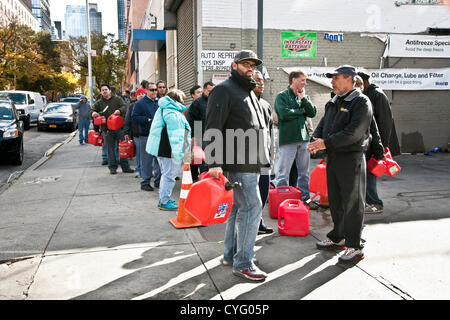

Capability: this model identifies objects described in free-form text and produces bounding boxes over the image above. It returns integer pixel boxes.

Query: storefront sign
[201,50,237,71]
[281,32,317,58]
[282,66,450,90]
[212,73,230,85]
[324,33,344,42]
[387,35,450,58]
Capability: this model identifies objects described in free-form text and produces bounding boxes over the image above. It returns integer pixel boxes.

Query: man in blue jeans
[132,82,161,191]
[74,96,90,144]
[205,50,271,281]
[274,69,318,209]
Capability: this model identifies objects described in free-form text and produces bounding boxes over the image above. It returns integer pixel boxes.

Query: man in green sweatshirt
[90,84,133,175]
[274,69,317,206]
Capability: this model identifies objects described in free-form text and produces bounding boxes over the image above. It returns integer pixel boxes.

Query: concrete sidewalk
[0,133,449,300]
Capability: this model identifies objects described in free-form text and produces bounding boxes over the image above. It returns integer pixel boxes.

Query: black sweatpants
[326,151,366,249]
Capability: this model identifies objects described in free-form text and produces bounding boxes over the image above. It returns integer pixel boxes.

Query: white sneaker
[339,248,364,263]
[316,238,346,251]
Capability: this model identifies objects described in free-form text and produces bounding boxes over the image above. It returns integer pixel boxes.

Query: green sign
[281,32,317,58]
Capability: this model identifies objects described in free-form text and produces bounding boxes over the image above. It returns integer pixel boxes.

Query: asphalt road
[0,124,73,192]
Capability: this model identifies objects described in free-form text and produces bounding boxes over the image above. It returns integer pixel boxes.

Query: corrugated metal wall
[176,0,195,105]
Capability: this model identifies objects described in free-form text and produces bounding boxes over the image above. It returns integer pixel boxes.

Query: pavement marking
[210,253,320,300]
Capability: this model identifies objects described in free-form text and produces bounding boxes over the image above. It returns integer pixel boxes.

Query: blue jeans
[140,136,161,186]
[276,141,310,201]
[78,119,90,143]
[157,156,180,204]
[223,172,262,270]
[105,129,130,171]
[102,133,119,162]
[134,137,141,175]
[366,169,383,207]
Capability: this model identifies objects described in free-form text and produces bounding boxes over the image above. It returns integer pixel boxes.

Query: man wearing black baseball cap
[357,70,394,214]
[205,49,270,281]
[307,65,373,264]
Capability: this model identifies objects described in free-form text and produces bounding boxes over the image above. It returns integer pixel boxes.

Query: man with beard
[205,50,271,281]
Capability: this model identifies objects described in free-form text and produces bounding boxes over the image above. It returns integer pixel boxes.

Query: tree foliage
[61,31,127,94]
[0,22,76,96]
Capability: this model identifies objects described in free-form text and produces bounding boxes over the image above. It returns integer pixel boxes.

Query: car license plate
[49,125,57,128]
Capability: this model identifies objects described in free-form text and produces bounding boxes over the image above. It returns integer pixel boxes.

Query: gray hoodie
[75,96,91,120]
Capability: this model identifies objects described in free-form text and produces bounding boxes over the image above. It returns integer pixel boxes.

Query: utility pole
[257,0,263,72]
[86,0,93,106]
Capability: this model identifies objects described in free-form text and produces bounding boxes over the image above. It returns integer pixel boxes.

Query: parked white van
[0,90,45,130]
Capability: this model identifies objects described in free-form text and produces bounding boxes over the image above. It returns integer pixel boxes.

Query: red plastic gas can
[107,114,124,130]
[268,186,302,219]
[93,116,106,126]
[309,159,328,200]
[278,199,309,236]
[119,139,135,158]
[184,173,234,225]
[367,157,387,177]
[88,130,103,146]
[191,145,205,165]
[385,158,401,177]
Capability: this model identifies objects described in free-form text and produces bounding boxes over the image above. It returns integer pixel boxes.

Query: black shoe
[258,225,274,235]
[122,168,134,173]
[102,160,108,165]
[154,183,160,188]
[110,169,117,175]
[141,184,154,191]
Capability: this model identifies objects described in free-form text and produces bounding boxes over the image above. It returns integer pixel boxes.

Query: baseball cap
[357,70,371,81]
[326,65,357,78]
[136,88,146,95]
[233,50,263,66]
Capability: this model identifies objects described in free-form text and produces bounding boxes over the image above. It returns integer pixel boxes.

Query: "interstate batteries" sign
[281,32,317,58]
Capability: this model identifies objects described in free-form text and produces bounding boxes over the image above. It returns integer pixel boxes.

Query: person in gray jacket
[74,96,91,145]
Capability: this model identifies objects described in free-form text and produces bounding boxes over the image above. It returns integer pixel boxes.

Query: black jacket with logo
[205,70,270,173]
[313,89,373,154]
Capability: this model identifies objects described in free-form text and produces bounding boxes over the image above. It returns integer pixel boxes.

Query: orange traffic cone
[170,163,203,229]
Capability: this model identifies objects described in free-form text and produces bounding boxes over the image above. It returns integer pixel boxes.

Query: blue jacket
[131,95,159,136]
[146,96,191,162]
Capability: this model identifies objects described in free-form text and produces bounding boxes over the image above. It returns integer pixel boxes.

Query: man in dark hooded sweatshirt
[74,95,91,144]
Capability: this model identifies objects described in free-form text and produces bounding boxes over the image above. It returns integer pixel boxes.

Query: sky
[48,0,118,38]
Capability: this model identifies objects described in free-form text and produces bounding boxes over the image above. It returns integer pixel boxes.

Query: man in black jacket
[205,50,270,281]
[308,65,372,264]
[358,71,393,214]
[186,81,215,182]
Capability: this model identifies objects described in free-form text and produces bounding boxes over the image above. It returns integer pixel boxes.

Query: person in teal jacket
[274,69,317,206]
[146,89,191,210]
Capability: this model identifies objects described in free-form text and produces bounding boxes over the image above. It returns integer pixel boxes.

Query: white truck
[0,90,45,130]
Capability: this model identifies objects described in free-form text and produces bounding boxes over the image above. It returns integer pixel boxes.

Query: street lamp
[86,0,93,106]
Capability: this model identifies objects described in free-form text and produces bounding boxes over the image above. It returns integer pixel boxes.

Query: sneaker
[154,182,160,188]
[232,265,267,281]
[110,169,117,175]
[102,160,108,165]
[338,248,364,264]
[141,184,154,191]
[158,199,175,208]
[220,257,259,267]
[122,168,134,173]
[159,201,178,211]
[79,141,84,145]
[365,204,383,214]
[304,199,319,210]
[316,238,346,251]
[258,225,274,235]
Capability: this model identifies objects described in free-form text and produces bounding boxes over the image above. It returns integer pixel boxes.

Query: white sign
[387,35,450,58]
[282,67,450,90]
[212,73,230,85]
[201,50,237,71]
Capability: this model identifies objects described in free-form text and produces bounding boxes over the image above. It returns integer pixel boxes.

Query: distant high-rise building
[53,21,62,40]
[31,0,51,33]
[64,5,87,39]
[89,3,103,35]
[117,0,126,43]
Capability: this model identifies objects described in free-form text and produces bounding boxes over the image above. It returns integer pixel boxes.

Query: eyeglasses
[239,61,257,70]
[158,86,166,89]
[148,88,157,92]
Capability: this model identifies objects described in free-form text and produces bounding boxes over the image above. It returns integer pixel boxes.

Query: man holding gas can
[90,84,133,175]
[205,50,271,281]
[308,65,373,264]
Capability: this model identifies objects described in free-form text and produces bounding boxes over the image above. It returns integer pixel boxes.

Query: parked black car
[0,99,24,165]
[37,102,78,132]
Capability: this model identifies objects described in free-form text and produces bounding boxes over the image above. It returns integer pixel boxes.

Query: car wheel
[11,139,24,166]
